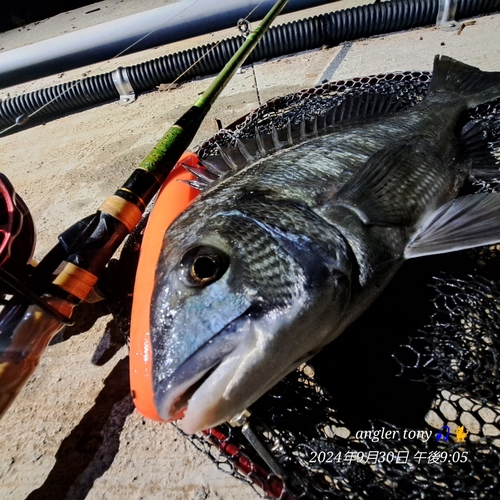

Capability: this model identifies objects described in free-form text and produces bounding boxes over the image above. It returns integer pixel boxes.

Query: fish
[149,55,500,434]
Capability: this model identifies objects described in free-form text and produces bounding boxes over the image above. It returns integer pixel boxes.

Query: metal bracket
[437,0,459,31]
[111,67,136,105]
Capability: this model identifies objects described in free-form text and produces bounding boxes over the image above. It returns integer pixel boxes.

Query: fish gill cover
[109,69,500,499]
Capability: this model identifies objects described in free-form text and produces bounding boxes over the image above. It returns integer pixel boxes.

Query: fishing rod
[0,0,289,419]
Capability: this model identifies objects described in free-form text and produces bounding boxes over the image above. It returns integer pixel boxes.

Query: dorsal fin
[195,90,404,192]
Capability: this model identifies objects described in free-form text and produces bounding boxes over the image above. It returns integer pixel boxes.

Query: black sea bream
[150,55,500,433]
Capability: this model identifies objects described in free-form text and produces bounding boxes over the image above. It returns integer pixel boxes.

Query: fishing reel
[0,173,71,321]
[0,173,36,301]
[0,171,95,325]
[0,172,77,417]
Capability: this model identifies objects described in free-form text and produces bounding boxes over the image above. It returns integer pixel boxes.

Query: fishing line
[0,1,209,214]
[0,1,270,213]
[73,38,229,166]
[74,7,268,164]
[246,1,265,19]
[0,1,202,137]
[172,1,264,85]
[0,1,270,138]
[242,1,265,106]
[77,2,266,159]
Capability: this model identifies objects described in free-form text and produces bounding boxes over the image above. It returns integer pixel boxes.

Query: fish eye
[191,255,218,282]
[181,246,229,287]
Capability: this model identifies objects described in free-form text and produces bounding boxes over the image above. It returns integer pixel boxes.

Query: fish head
[150,206,352,433]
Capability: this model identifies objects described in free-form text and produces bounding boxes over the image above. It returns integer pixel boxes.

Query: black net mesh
[109,70,500,499]
[198,71,432,157]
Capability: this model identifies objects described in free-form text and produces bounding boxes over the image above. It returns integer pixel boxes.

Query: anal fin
[405,193,500,258]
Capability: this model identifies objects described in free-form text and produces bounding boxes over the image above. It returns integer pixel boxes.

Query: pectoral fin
[334,136,440,226]
[405,193,500,258]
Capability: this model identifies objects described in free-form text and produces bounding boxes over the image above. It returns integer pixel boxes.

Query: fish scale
[231,217,298,306]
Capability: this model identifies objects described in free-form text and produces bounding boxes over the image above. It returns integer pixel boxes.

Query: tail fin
[429,55,500,108]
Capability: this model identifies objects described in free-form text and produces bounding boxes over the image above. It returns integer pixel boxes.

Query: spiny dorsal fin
[201,155,234,176]
[196,91,406,191]
[254,128,267,156]
[179,178,210,191]
[216,144,240,171]
[182,163,219,183]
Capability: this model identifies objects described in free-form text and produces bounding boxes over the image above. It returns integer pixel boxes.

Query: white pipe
[0,0,338,89]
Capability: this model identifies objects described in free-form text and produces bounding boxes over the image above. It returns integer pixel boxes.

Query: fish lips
[153,311,254,431]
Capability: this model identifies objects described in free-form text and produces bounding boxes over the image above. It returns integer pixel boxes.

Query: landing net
[111,70,500,499]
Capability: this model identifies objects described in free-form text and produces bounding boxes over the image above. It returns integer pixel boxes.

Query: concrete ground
[0,0,499,499]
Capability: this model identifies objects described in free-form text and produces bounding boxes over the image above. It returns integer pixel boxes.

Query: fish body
[149,56,500,433]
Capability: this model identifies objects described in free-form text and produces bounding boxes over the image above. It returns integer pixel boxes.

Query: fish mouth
[154,313,254,432]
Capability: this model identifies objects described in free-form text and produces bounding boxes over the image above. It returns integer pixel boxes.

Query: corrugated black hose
[1,0,499,133]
